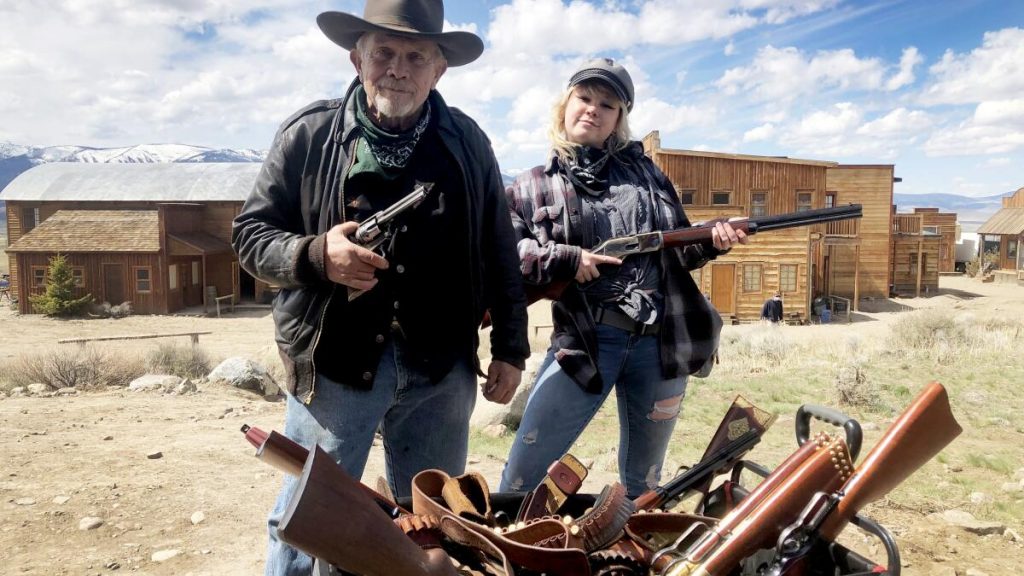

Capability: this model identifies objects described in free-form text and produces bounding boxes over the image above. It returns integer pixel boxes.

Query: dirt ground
[1,275,1022,575]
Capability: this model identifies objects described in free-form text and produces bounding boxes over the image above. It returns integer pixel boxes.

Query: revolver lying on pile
[242,382,960,576]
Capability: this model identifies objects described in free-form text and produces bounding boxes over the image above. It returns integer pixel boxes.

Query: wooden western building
[910,207,958,273]
[976,186,1024,272]
[890,211,940,296]
[642,131,882,323]
[1,162,261,314]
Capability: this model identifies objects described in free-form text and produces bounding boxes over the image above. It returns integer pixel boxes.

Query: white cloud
[920,27,1024,105]
[485,0,837,57]
[983,157,1011,167]
[885,47,922,91]
[973,99,1024,129]
[856,108,932,138]
[630,98,718,138]
[743,123,776,142]
[716,45,886,102]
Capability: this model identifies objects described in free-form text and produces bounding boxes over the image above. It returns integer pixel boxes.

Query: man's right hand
[324,222,389,291]
[575,250,623,283]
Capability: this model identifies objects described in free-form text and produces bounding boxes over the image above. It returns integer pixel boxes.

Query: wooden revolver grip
[278,446,457,576]
[818,381,962,541]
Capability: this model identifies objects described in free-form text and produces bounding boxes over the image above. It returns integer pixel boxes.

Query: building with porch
[1,162,262,314]
[976,186,1024,273]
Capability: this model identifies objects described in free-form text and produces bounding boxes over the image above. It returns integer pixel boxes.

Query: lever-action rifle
[481,204,862,327]
[347,181,433,301]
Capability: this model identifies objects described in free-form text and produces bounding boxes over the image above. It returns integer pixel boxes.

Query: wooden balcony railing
[894,214,923,234]
[819,218,860,237]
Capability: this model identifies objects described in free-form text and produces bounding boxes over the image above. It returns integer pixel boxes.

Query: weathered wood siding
[16,252,165,314]
[825,166,894,298]
[685,206,811,321]
[891,235,940,295]
[915,208,958,272]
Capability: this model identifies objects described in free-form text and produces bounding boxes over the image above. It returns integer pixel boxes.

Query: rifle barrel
[750,204,862,233]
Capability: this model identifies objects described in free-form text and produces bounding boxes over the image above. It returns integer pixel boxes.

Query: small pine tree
[29,254,93,316]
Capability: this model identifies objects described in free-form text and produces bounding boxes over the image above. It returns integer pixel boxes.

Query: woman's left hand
[712,218,750,251]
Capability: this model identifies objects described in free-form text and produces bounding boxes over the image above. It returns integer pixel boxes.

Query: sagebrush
[2,346,145,390]
[146,343,211,379]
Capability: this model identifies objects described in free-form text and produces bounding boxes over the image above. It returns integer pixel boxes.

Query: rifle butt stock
[818,381,961,541]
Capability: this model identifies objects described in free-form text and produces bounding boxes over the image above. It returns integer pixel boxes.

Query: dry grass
[478,306,1024,527]
[0,345,146,391]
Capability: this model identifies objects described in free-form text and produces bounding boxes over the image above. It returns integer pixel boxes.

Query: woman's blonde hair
[548,80,631,164]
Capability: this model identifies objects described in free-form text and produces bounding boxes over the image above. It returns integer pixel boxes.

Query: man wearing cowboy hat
[232,1,529,573]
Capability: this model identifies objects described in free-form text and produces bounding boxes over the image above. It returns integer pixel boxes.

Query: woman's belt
[592,306,660,336]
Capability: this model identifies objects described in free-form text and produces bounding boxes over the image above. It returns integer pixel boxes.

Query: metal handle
[796,404,862,462]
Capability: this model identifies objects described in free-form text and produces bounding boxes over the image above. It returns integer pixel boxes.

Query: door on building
[102,264,125,305]
[711,263,735,316]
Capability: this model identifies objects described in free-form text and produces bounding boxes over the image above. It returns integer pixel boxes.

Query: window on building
[71,267,85,287]
[923,226,939,234]
[22,207,40,233]
[135,267,152,293]
[192,261,200,285]
[169,264,178,290]
[690,267,702,290]
[908,253,928,274]
[742,264,762,292]
[1008,240,1018,260]
[751,192,767,217]
[780,264,797,293]
[796,191,813,212]
[712,191,731,205]
[679,189,695,205]
[825,192,836,208]
[32,266,47,288]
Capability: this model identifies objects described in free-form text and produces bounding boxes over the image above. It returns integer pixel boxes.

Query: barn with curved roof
[1,162,261,314]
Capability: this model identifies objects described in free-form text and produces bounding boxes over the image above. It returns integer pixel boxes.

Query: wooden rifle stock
[819,382,961,539]
[658,433,854,576]
[241,424,409,516]
[766,382,962,575]
[279,445,457,576]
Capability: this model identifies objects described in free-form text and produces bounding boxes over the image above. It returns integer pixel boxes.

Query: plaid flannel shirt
[505,142,724,392]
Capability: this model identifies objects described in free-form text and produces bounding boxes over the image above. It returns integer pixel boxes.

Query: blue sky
[1,1,1022,197]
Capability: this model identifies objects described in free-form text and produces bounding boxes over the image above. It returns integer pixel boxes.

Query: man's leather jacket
[232,80,529,402]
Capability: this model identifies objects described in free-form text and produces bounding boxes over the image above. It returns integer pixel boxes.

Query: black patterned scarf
[564,145,612,196]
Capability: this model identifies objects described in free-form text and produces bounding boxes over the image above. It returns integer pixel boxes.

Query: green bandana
[350,85,431,180]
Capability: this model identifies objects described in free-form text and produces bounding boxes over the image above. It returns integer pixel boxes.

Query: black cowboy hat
[317,0,484,67]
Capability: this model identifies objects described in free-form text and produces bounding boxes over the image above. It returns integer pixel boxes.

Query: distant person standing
[761,291,784,323]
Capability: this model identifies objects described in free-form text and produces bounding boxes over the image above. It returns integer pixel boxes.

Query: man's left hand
[483,360,522,404]
[712,218,750,251]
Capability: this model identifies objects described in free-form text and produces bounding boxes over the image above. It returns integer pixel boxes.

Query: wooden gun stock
[658,434,854,576]
[279,446,457,576]
[818,381,961,541]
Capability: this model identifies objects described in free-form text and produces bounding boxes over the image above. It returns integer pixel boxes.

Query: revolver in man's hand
[347,182,433,301]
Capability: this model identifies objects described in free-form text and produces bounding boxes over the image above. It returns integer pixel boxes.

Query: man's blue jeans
[264,338,476,576]
[500,323,687,498]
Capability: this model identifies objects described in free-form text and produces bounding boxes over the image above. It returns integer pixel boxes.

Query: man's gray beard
[372,93,420,124]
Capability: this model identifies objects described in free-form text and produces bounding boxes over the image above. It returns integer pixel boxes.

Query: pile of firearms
[242,381,961,576]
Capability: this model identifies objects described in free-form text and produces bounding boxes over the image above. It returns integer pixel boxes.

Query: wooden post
[202,254,208,314]
[191,333,199,346]
[916,236,924,297]
[853,244,861,312]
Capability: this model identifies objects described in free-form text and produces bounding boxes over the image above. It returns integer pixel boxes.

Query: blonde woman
[500,58,747,497]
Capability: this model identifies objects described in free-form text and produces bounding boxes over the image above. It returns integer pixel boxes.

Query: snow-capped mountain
[0,142,267,232]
